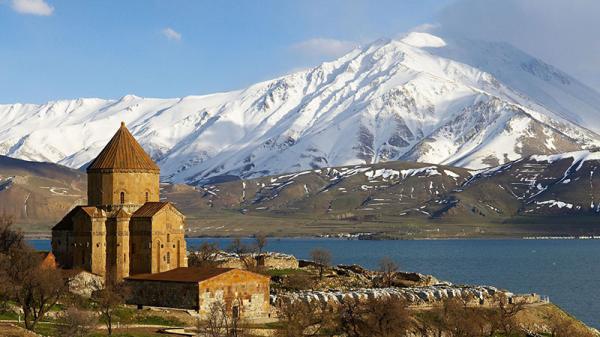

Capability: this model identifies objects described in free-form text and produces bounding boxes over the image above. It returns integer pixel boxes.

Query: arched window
[120,192,125,204]
[167,233,170,242]
[166,252,171,264]
[145,192,149,202]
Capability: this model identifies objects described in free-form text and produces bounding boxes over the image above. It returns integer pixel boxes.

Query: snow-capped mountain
[1,32,600,185]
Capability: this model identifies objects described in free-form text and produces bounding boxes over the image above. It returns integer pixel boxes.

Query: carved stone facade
[51,123,187,282]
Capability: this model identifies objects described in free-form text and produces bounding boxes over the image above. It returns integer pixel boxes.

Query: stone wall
[203,252,299,270]
[87,171,159,208]
[198,269,271,319]
[126,280,199,310]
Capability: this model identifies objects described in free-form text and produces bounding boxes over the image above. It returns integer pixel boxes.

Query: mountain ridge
[2,150,599,237]
[1,33,599,185]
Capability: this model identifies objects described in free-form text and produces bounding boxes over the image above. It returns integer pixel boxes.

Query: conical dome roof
[87,122,159,173]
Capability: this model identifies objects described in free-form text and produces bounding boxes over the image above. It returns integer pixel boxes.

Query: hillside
[4,152,599,237]
[0,155,85,231]
[1,33,600,186]
[171,150,600,237]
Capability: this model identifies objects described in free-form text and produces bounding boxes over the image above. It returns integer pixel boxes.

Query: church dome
[87,122,160,173]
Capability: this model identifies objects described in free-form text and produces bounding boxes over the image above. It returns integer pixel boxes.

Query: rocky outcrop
[62,269,104,297]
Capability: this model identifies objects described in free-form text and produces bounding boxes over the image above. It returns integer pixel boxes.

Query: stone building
[125,267,271,319]
[51,122,187,282]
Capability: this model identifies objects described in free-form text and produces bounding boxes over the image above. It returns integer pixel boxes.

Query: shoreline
[25,234,600,241]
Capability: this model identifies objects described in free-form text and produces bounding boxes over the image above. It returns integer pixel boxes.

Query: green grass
[9,321,59,336]
[0,311,19,320]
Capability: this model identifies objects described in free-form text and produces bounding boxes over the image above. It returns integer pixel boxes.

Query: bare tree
[414,307,446,337]
[240,254,260,272]
[277,299,338,337]
[91,282,129,336]
[56,306,97,337]
[228,238,249,255]
[378,257,399,287]
[201,300,247,337]
[254,233,267,254]
[361,297,412,337]
[441,296,489,337]
[338,296,413,337]
[310,248,331,280]
[488,294,526,337]
[0,214,23,254]
[0,245,67,331]
[338,298,367,337]
[189,242,220,268]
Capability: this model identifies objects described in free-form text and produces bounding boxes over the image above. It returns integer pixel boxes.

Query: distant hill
[0,155,86,232]
[166,150,600,237]
[2,152,599,237]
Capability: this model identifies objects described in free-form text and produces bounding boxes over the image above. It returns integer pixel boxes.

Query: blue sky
[0,0,452,103]
[2,0,599,104]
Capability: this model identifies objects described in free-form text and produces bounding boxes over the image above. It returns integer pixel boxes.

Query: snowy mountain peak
[1,35,599,184]
[399,32,447,48]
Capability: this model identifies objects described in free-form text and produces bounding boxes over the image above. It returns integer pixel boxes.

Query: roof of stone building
[87,122,160,173]
[115,207,130,219]
[52,206,100,231]
[131,202,170,218]
[126,267,236,283]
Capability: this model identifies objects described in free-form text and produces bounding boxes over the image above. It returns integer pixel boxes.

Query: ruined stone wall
[211,252,299,270]
[126,280,199,310]
[259,253,299,270]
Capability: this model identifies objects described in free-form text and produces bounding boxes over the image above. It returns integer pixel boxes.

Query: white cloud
[409,23,439,33]
[161,27,182,42]
[436,0,600,91]
[11,0,54,16]
[290,38,357,59]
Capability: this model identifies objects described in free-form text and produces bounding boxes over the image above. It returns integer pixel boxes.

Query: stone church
[52,122,187,282]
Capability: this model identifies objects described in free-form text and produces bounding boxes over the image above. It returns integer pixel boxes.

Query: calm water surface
[29,238,600,328]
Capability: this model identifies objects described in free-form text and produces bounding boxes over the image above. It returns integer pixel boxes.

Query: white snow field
[1,32,600,184]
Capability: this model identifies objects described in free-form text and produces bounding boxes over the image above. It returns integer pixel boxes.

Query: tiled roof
[126,267,234,283]
[87,122,159,173]
[131,202,170,218]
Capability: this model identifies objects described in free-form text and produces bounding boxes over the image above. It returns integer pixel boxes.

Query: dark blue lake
[29,238,600,328]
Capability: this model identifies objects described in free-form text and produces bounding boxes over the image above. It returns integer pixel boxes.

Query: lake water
[29,238,600,328]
